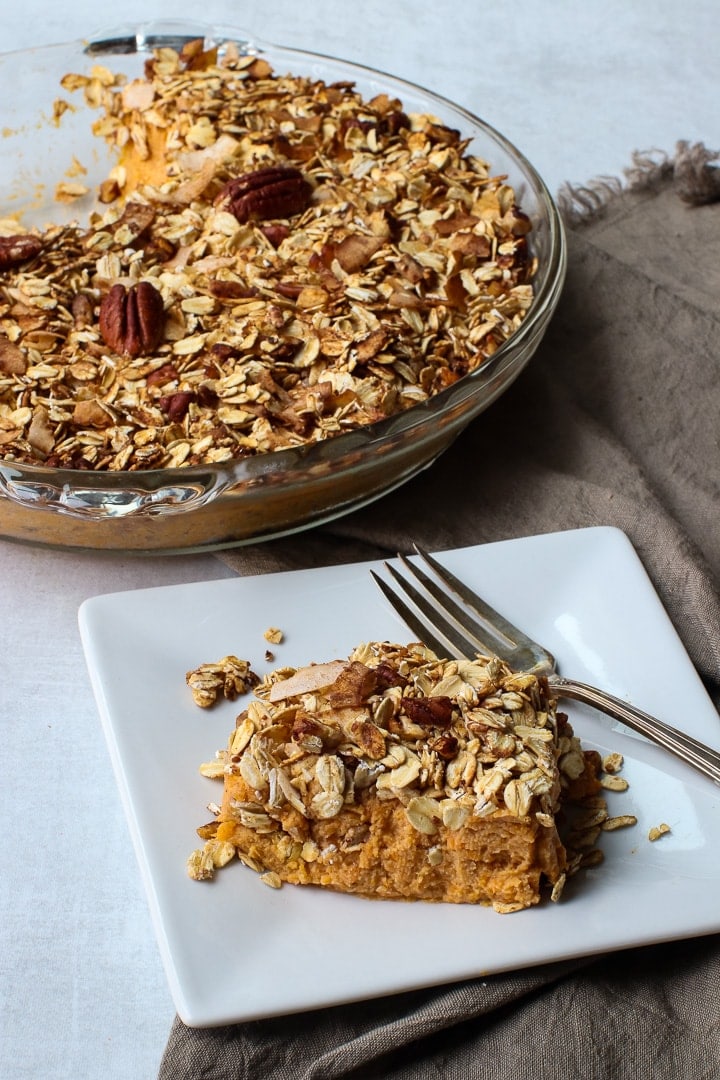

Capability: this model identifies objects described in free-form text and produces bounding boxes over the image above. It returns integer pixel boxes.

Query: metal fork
[371,545,720,787]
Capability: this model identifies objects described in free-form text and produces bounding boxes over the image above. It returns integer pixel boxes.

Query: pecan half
[98,281,165,357]
[0,234,43,272]
[217,167,312,224]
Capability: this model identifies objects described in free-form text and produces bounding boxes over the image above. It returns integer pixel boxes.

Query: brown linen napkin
[159,143,720,1079]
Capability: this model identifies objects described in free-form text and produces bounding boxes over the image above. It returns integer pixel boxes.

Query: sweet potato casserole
[0,39,535,472]
[188,642,607,913]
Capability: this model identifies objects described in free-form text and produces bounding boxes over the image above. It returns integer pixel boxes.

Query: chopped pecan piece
[72,399,114,429]
[291,715,328,746]
[71,293,94,328]
[142,236,177,265]
[326,661,378,707]
[332,234,384,273]
[146,362,179,387]
[274,281,304,300]
[379,110,410,137]
[217,167,312,224]
[350,719,387,760]
[209,279,257,300]
[402,695,455,729]
[260,224,290,247]
[429,733,459,760]
[159,391,194,420]
[98,281,166,357]
[373,662,408,690]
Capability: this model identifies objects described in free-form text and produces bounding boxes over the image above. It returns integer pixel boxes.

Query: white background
[2,2,718,1078]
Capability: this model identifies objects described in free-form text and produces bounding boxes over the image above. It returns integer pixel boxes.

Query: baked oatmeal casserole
[0,39,535,474]
[188,642,606,912]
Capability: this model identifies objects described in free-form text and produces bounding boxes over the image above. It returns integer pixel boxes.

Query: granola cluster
[186,654,260,708]
[0,40,535,471]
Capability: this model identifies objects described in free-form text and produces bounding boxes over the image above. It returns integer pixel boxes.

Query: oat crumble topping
[0,41,535,471]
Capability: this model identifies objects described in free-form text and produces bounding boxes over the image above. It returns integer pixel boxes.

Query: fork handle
[548,676,720,787]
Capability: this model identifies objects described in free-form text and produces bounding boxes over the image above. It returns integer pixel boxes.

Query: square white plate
[79,526,720,1027]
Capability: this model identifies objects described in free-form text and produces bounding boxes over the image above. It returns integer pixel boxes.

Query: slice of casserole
[191,642,600,912]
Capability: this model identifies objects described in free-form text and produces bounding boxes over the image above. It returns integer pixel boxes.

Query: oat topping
[648,823,671,841]
[0,40,535,471]
[244,642,568,822]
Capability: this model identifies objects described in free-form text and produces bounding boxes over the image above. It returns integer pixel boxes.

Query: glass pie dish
[0,21,566,553]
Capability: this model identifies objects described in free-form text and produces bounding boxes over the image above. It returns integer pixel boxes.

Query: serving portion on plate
[187,640,607,915]
[79,527,720,1026]
[0,22,565,552]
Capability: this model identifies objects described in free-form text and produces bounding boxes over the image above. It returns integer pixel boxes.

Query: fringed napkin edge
[557,140,720,227]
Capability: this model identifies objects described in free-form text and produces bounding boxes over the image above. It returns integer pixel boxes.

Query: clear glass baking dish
[0,20,565,553]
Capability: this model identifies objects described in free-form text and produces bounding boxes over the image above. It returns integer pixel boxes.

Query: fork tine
[373,547,554,672]
[413,546,522,648]
[370,570,470,659]
[413,545,555,671]
[395,551,515,657]
[378,559,499,659]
